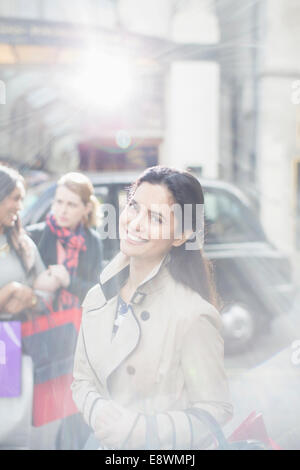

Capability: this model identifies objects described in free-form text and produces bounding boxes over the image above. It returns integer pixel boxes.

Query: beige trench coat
[71,252,233,449]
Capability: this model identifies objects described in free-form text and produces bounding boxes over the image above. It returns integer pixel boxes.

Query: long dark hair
[0,165,30,274]
[128,166,219,308]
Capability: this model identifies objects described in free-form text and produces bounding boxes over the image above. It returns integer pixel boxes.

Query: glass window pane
[204,189,265,244]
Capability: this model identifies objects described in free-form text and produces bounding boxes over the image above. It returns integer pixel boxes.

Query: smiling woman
[0,165,59,319]
[71,166,233,450]
[0,166,88,450]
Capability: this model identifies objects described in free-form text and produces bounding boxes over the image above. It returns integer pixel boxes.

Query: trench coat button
[127,365,136,375]
[140,310,150,321]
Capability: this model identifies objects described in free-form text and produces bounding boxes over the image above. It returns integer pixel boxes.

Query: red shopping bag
[227,411,282,450]
[32,373,77,427]
[21,307,82,337]
[21,308,82,427]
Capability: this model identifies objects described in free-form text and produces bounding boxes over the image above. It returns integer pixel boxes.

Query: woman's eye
[151,214,162,224]
[128,201,138,211]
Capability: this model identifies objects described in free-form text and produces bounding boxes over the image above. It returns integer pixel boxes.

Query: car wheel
[221,302,256,354]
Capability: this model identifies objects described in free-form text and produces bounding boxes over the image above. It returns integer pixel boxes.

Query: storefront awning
[0,17,218,65]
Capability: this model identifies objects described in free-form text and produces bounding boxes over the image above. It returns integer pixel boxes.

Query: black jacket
[26,222,103,305]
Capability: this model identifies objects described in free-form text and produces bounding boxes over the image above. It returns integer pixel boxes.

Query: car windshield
[21,182,54,217]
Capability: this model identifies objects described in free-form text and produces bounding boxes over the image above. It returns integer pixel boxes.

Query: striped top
[111,295,131,339]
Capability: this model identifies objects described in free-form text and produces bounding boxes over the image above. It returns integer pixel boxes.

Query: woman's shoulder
[84,227,102,243]
[84,228,103,262]
[168,278,222,330]
[85,226,99,236]
[81,283,106,314]
[26,221,47,234]
[26,221,49,244]
[22,231,37,245]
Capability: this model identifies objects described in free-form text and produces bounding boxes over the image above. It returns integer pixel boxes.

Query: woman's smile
[8,212,18,222]
[125,230,149,245]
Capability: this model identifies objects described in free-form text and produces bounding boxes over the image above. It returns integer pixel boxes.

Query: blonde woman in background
[26,172,103,450]
[27,172,103,311]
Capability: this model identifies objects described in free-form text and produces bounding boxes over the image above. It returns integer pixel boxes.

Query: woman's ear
[172,229,194,248]
[84,201,93,222]
[82,202,93,226]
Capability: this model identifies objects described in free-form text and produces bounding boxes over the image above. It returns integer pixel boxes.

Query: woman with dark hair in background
[0,165,59,319]
[72,165,233,450]
[0,164,63,450]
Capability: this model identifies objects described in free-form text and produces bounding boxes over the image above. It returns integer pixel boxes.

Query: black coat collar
[99,252,171,305]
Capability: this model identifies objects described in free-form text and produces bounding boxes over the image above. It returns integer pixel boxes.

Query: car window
[95,184,129,261]
[21,193,39,215]
[118,188,129,212]
[21,182,53,217]
[95,186,109,204]
[204,188,266,244]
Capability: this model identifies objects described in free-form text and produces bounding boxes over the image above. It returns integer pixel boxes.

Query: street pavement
[223,293,300,450]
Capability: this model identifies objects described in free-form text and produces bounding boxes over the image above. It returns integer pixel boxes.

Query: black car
[21,171,295,354]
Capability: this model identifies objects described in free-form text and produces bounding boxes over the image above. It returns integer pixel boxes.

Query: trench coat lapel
[83,251,171,387]
[83,296,140,387]
[103,303,141,383]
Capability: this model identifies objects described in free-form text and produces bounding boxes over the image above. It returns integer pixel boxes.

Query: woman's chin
[4,218,16,228]
[56,219,71,229]
[120,240,133,256]
[120,239,145,257]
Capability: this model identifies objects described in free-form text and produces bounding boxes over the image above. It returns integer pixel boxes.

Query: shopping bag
[32,373,78,427]
[22,322,78,384]
[0,321,22,398]
[21,308,82,426]
[185,408,280,450]
[0,355,34,449]
[227,411,282,450]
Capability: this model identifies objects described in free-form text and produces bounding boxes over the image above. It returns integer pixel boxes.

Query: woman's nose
[16,199,23,211]
[60,203,68,214]
[129,210,148,233]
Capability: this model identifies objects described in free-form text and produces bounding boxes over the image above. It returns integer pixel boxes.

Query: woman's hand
[0,282,19,311]
[3,283,35,314]
[33,269,61,293]
[94,402,146,449]
[48,265,70,288]
[4,296,26,314]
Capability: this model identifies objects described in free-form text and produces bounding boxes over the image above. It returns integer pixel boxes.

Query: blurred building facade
[0,0,299,266]
[257,0,300,267]
[0,0,220,176]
